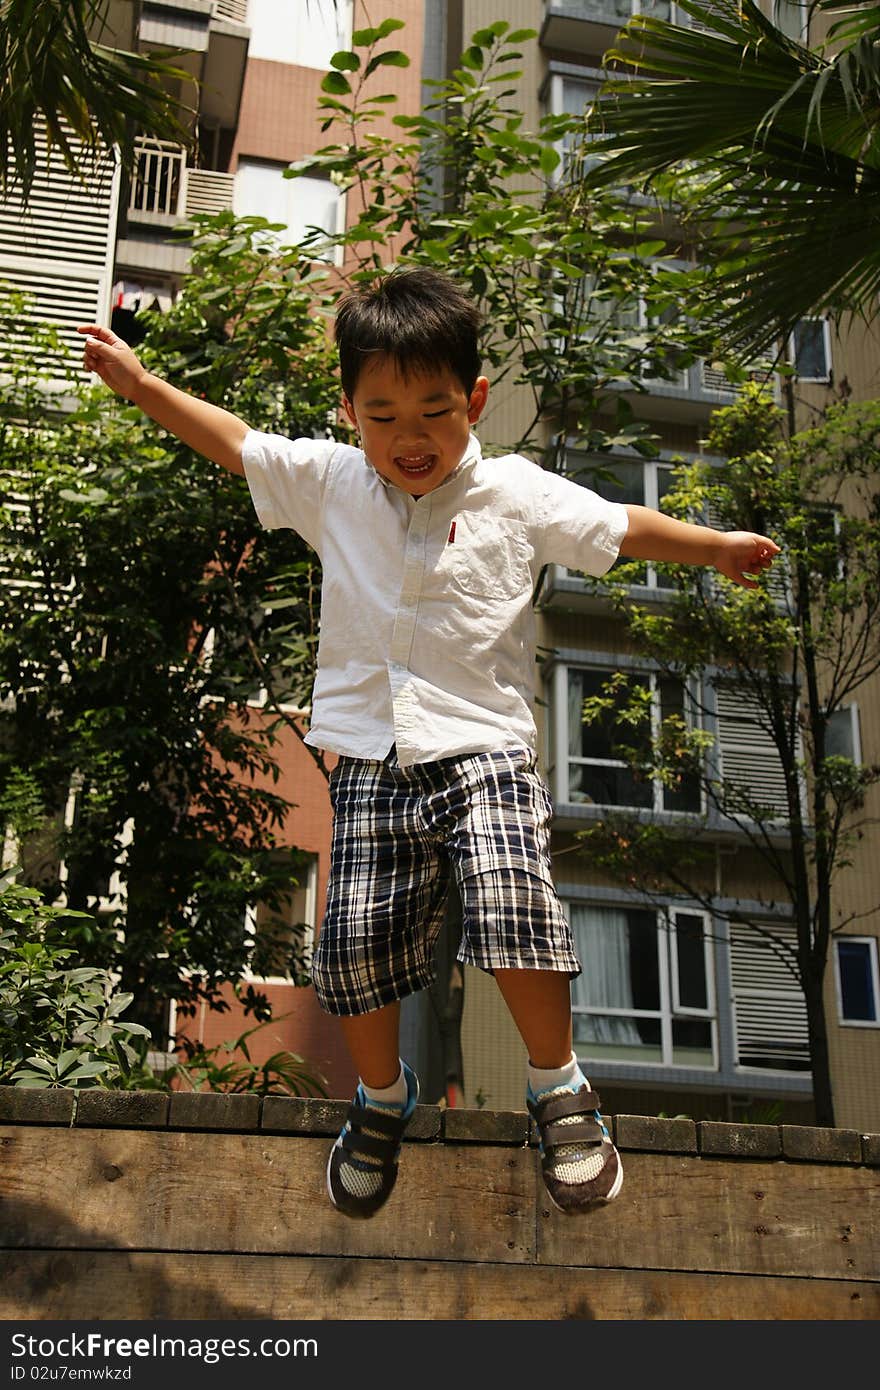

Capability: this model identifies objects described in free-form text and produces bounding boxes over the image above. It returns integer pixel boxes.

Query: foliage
[0,254,339,1031]
[571,389,880,1124]
[583,0,880,357]
[288,17,718,461]
[157,1015,328,1096]
[0,872,151,1087]
[0,0,195,201]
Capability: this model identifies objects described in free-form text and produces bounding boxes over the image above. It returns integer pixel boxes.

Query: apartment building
[2,1,877,1125]
[441,0,880,1131]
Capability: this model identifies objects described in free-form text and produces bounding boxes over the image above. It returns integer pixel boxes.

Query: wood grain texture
[538,1153,880,1281]
[1,1250,877,1321]
[0,1127,535,1265]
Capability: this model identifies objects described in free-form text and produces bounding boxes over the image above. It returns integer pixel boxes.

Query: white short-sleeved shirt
[242,430,628,767]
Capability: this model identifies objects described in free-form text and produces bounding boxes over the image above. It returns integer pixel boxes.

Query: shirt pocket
[449,513,531,601]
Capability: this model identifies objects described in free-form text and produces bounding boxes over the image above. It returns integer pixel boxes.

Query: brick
[0,1086,75,1125]
[168,1092,261,1132]
[780,1124,862,1163]
[443,1109,529,1145]
[861,1133,880,1166]
[698,1121,781,1159]
[74,1090,169,1128]
[615,1114,697,1154]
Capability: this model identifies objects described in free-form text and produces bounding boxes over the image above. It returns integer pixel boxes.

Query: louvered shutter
[0,132,120,381]
[714,684,791,818]
[730,919,810,1071]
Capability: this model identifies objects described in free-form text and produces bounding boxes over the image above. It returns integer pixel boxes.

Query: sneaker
[326,1063,419,1219]
[527,1074,623,1214]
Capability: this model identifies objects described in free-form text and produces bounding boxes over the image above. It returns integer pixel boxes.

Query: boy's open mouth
[395,454,436,477]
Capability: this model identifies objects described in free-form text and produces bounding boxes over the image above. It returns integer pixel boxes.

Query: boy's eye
[424,409,450,418]
[368,416,394,423]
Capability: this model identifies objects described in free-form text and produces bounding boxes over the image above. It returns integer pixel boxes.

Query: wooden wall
[1,1089,877,1320]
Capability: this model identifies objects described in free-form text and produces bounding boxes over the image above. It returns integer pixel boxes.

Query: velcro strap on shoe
[533,1088,601,1127]
[348,1103,409,1140]
[341,1128,399,1162]
[541,1117,606,1154]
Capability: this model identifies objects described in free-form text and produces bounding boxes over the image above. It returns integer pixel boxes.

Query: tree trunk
[803,965,835,1127]
[428,879,465,1107]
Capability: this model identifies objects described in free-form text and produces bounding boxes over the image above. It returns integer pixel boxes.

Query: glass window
[563,667,702,813]
[570,903,715,1067]
[791,319,830,380]
[245,854,317,981]
[234,160,340,255]
[246,0,348,68]
[564,452,678,590]
[773,0,806,41]
[826,705,862,765]
[835,938,879,1025]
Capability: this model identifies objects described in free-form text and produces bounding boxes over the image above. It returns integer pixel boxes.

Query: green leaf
[375,18,406,39]
[320,71,352,96]
[330,51,360,72]
[363,51,410,79]
[539,146,561,176]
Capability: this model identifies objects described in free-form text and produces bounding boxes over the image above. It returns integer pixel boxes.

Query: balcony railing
[128,140,235,221]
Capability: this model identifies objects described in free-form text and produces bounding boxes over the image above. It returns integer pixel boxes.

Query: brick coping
[0,1086,877,1165]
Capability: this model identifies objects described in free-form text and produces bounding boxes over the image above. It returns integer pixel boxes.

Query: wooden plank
[0,1127,536,1265]
[538,1153,880,1282]
[1,1250,877,1321]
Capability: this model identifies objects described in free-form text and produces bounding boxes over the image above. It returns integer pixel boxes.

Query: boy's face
[342,355,489,497]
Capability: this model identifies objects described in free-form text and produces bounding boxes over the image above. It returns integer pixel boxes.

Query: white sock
[361,1061,407,1107]
[528,1050,581,1095]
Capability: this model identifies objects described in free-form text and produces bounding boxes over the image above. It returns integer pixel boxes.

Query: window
[246,0,349,68]
[563,450,677,590]
[552,664,702,813]
[244,853,318,982]
[835,937,879,1026]
[773,0,807,41]
[569,903,716,1068]
[730,919,810,1070]
[825,704,862,765]
[234,160,341,256]
[790,319,831,381]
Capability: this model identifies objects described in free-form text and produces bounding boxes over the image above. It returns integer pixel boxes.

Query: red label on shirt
[447,521,456,544]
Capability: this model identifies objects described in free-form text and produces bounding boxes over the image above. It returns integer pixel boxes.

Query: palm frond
[0,0,196,200]
[582,0,880,356]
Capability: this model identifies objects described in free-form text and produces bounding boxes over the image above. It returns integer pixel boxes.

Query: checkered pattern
[312,747,581,1016]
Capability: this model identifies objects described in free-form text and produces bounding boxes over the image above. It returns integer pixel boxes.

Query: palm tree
[582,0,880,359]
[0,0,194,201]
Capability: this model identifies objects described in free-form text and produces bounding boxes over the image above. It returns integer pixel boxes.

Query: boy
[79,268,779,1219]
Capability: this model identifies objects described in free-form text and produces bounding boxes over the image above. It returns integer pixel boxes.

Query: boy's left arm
[620,505,780,591]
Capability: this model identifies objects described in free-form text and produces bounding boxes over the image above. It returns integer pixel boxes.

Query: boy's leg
[339,1000,403,1088]
[493,968,572,1068]
[326,1000,420,1220]
[494,966,621,1213]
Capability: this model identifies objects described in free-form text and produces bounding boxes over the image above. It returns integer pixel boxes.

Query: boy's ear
[342,394,358,429]
[468,376,490,424]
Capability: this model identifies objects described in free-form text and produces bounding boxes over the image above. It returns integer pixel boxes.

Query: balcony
[138,1,250,128]
[540,2,715,58]
[115,138,235,276]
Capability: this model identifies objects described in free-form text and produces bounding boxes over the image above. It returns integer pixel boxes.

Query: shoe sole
[544,1147,624,1214]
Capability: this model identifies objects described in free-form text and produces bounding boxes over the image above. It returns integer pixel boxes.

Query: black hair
[335,267,483,400]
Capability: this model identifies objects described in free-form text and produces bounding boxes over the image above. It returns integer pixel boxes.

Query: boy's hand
[713,532,781,590]
[78,324,148,401]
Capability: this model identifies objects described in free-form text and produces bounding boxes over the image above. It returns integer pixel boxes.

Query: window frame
[834,936,880,1028]
[788,317,832,383]
[567,899,718,1071]
[549,659,704,816]
[242,853,318,985]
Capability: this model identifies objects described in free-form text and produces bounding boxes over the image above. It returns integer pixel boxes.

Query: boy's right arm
[78,324,249,476]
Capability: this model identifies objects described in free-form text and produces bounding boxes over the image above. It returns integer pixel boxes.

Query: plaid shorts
[311,746,581,1016]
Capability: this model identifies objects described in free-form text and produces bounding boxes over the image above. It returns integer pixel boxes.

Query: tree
[582,0,880,358]
[0,0,195,201]
[571,387,880,1126]
[0,222,340,1036]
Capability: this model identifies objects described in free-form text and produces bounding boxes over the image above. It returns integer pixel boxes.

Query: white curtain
[570,905,642,1045]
